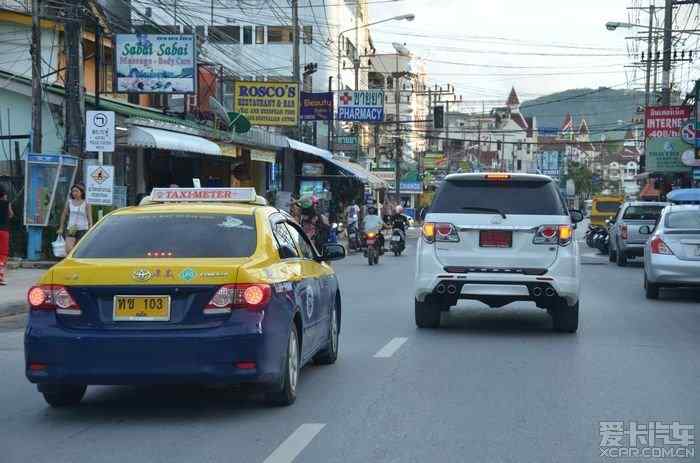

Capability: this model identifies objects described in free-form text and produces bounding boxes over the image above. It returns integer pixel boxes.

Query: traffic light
[433,106,444,129]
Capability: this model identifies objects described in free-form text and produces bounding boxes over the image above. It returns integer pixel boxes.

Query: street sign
[681,120,695,145]
[335,135,357,152]
[85,110,115,152]
[337,90,384,122]
[86,164,114,206]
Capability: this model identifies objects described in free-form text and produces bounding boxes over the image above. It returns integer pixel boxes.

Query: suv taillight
[204,284,272,314]
[422,222,460,243]
[620,225,628,240]
[650,236,673,255]
[27,285,81,315]
[533,225,573,246]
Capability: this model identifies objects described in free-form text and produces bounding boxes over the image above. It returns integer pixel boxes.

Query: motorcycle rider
[344,201,360,249]
[363,204,385,254]
[389,205,409,235]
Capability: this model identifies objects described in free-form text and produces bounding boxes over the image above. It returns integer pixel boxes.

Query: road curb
[7,260,56,270]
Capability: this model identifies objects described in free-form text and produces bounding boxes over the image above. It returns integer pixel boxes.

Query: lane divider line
[263,423,326,463]
[374,337,408,358]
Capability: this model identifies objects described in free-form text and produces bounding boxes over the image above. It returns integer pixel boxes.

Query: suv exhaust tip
[446,284,458,295]
[435,284,446,295]
[545,287,556,297]
[532,286,543,297]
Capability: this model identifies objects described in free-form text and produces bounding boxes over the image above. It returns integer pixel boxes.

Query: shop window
[255,25,265,44]
[268,26,293,43]
[209,25,240,44]
[243,26,253,44]
[303,26,312,44]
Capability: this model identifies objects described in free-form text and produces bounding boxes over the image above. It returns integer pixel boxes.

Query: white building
[131,0,373,149]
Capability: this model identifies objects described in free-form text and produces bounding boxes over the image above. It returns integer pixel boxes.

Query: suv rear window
[430,179,566,215]
[622,205,664,220]
[73,213,257,258]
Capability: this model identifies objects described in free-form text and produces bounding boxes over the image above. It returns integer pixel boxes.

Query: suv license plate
[113,296,171,321]
[479,230,512,248]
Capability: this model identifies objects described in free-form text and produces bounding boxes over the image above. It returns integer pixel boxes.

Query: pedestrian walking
[58,184,93,254]
[0,185,13,285]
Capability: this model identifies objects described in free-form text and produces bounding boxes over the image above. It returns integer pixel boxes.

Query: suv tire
[415,298,441,328]
[609,247,617,262]
[551,300,579,333]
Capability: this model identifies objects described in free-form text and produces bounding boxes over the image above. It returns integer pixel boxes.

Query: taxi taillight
[28,285,81,315]
[204,284,272,314]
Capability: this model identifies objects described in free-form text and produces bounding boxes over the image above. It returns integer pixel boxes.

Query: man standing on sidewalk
[0,185,14,285]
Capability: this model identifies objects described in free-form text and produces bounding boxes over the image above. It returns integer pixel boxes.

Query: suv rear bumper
[415,241,580,306]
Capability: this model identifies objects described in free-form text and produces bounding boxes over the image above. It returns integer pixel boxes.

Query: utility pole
[63,0,85,160]
[394,70,401,204]
[661,0,673,105]
[644,4,655,108]
[31,0,42,153]
[292,0,300,138]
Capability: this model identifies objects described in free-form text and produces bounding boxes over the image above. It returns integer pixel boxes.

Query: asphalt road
[0,243,698,462]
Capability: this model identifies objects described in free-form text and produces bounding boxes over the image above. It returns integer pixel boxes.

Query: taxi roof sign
[150,188,258,203]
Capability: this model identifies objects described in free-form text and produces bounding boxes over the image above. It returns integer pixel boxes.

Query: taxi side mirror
[318,243,346,262]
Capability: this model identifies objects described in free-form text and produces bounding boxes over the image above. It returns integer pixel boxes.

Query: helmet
[299,196,313,210]
[395,205,404,214]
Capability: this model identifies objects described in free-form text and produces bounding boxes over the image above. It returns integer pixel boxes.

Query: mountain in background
[521,88,645,140]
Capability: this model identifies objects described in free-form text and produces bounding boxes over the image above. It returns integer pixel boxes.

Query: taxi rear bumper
[24,311,289,387]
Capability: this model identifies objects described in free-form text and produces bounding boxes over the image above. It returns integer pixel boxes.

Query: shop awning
[288,139,386,188]
[127,126,222,156]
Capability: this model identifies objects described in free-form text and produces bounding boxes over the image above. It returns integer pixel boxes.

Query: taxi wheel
[315,298,339,365]
[266,324,300,407]
[41,385,86,408]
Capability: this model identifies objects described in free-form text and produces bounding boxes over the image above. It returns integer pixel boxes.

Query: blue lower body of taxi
[24,286,295,388]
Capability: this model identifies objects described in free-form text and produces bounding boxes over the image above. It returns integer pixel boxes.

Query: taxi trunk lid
[51,259,242,330]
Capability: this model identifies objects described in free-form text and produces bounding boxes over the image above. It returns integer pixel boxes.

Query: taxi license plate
[113,296,171,321]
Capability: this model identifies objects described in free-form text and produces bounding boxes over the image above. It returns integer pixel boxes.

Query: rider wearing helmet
[390,205,410,232]
[299,195,329,250]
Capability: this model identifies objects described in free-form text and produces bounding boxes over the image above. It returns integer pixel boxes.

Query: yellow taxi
[25,188,345,407]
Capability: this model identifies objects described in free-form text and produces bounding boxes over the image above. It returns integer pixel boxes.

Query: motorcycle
[590,227,609,255]
[390,227,406,256]
[346,221,360,252]
[365,230,381,265]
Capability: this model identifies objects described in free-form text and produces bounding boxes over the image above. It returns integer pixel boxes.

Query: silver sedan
[643,204,700,299]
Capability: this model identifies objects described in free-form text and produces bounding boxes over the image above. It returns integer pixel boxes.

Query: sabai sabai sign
[115,34,195,93]
[234,81,300,127]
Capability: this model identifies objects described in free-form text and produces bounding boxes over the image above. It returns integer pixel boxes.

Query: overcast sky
[369,0,641,109]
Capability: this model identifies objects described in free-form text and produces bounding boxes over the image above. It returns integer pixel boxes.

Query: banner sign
[250,149,276,163]
[334,135,357,151]
[234,81,299,126]
[537,151,561,177]
[337,90,384,122]
[115,34,195,93]
[301,162,324,176]
[86,165,115,206]
[300,92,333,121]
[423,152,446,170]
[645,106,692,173]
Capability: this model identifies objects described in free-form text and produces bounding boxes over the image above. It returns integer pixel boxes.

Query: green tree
[567,161,593,198]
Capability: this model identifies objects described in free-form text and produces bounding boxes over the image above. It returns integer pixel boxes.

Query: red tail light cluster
[620,225,628,240]
[422,222,460,243]
[204,284,272,314]
[532,225,573,246]
[650,236,673,255]
[27,285,81,315]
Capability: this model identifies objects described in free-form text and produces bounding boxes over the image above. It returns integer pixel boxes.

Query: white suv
[415,173,583,332]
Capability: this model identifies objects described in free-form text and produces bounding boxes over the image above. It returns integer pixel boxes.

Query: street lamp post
[333,14,414,154]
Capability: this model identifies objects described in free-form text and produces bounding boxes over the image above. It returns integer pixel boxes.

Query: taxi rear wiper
[461,206,507,219]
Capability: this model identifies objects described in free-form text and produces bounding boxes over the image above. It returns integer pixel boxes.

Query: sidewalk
[0,268,45,317]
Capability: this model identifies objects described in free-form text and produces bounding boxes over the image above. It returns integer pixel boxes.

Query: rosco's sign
[233,81,299,127]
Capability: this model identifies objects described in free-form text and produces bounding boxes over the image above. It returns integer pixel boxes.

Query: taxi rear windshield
[73,213,257,258]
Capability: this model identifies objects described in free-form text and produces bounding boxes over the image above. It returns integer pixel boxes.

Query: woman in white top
[58,184,93,253]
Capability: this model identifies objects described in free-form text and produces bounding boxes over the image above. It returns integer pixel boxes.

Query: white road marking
[263,423,326,463]
[374,337,408,358]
